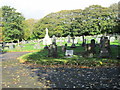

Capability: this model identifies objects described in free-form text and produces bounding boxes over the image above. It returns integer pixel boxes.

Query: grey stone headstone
[67,35,71,43]
[9,44,15,49]
[96,38,100,44]
[74,39,78,44]
[52,35,56,44]
[110,37,115,42]
[99,36,110,58]
[48,43,58,58]
[62,43,67,53]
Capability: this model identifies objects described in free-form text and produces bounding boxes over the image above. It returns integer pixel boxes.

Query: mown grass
[18,44,120,67]
[3,38,119,52]
[3,37,120,67]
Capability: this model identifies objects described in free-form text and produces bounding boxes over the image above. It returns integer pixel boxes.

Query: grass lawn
[3,37,119,67]
[18,43,120,67]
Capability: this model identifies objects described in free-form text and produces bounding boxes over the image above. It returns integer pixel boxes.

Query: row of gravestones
[83,36,111,58]
[1,39,43,50]
[51,35,118,47]
[45,36,120,58]
[44,34,119,49]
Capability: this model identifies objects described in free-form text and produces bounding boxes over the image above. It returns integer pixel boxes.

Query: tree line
[0,3,119,42]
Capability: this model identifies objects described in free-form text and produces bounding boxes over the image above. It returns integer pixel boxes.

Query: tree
[22,18,38,40]
[2,6,25,42]
[33,4,119,38]
[0,8,2,42]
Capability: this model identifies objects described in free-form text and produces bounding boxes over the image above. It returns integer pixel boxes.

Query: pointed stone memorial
[43,28,52,46]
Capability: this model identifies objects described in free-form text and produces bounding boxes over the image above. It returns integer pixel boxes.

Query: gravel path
[28,66,120,89]
[2,52,48,88]
[1,52,120,89]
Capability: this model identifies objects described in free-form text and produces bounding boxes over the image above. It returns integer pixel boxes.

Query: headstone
[48,44,52,57]
[99,36,110,58]
[82,35,86,47]
[52,43,58,58]
[48,43,58,58]
[65,50,73,57]
[110,37,115,42]
[9,44,15,49]
[84,39,96,58]
[70,37,76,48]
[17,40,20,45]
[62,43,67,53]
[96,38,100,44]
[21,40,26,44]
[52,35,56,44]
[67,35,71,43]
[74,39,78,44]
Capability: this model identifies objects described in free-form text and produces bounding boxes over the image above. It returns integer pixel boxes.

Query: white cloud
[0,0,119,19]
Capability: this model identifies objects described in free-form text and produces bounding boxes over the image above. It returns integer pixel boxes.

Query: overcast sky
[0,0,119,19]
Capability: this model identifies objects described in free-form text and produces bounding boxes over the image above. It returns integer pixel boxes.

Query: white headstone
[110,37,115,42]
[65,50,73,56]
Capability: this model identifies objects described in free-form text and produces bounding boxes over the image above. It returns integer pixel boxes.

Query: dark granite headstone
[62,43,67,53]
[84,39,96,58]
[82,39,86,47]
[48,43,58,58]
[52,43,58,58]
[99,36,110,58]
[70,37,76,48]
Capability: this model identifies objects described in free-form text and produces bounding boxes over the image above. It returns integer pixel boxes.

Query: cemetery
[17,29,120,67]
[1,1,120,89]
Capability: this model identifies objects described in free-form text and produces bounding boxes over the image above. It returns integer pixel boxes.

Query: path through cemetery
[2,52,48,88]
[1,52,120,89]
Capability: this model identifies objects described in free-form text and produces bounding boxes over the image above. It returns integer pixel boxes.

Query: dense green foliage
[33,5,119,38]
[0,8,2,42]
[1,6,25,42]
[1,3,119,42]
[22,19,38,40]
